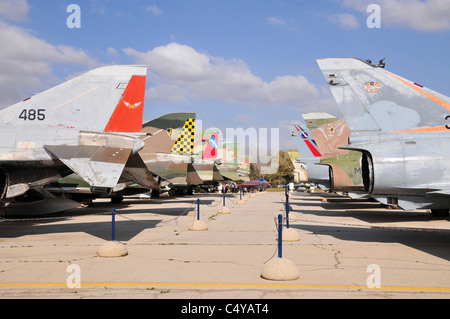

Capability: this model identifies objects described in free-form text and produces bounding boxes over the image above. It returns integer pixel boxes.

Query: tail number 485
[19,109,46,121]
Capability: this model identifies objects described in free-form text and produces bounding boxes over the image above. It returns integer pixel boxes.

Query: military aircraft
[0,65,149,216]
[317,57,450,216]
[287,123,330,189]
[47,112,203,201]
[139,112,203,196]
[301,112,365,196]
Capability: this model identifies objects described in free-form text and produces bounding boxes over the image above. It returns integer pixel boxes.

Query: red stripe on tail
[104,75,146,132]
[304,140,322,157]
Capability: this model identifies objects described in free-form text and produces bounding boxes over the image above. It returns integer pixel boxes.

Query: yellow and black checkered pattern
[171,118,195,154]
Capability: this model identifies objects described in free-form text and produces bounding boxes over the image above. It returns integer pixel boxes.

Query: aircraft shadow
[288,195,450,261]
[0,204,197,241]
[290,223,450,261]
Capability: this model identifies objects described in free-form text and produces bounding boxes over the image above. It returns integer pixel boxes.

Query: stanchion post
[278,213,283,258]
[111,208,115,241]
[197,198,200,220]
[285,201,290,228]
[223,186,226,207]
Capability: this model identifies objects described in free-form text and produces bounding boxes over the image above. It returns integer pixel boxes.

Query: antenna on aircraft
[377,58,386,68]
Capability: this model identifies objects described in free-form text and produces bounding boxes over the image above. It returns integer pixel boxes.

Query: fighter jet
[0,65,148,215]
[317,57,450,216]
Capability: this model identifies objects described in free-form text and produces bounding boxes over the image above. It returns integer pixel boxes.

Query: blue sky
[0,0,449,151]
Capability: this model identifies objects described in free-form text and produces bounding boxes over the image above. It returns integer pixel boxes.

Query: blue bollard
[285,201,290,229]
[223,188,226,207]
[111,208,115,241]
[278,214,283,258]
[197,198,200,220]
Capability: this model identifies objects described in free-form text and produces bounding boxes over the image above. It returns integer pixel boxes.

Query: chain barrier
[115,198,198,226]
[0,211,112,223]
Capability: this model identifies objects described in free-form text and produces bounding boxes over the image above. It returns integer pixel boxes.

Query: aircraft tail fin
[170,116,196,155]
[202,134,219,159]
[301,112,351,158]
[288,124,322,162]
[104,73,146,132]
[317,57,450,133]
[1,65,147,132]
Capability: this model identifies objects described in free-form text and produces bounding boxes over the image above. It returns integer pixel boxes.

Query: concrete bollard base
[98,240,128,257]
[218,206,231,214]
[282,228,300,241]
[189,219,208,231]
[261,257,299,281]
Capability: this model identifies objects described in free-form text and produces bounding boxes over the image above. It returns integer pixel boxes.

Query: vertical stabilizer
[317,57,450,133]
[1,65,147,132]
[104,74,146,132]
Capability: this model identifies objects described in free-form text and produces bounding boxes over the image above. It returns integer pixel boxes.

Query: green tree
[249,163,261,180]
[263,150,294,186]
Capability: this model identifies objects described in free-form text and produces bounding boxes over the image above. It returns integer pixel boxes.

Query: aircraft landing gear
[430,209,450,217]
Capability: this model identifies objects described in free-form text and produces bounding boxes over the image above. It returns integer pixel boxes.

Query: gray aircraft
[0,64,150,215]
[317,57,450,216]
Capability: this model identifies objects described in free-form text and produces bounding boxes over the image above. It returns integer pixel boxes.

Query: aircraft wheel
[168,188,177,196]
[431,209,450,217]
[111,195,123,203]
[151,190,160,198]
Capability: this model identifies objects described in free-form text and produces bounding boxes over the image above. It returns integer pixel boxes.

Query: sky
[0,0,449,153]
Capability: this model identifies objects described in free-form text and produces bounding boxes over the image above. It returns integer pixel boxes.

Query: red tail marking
[304,140,322,157]
[202,134,218,159]
[104,75,146,132]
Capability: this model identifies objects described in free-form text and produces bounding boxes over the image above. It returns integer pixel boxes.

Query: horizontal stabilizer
[121,153,159,188]
[45,145,132,188]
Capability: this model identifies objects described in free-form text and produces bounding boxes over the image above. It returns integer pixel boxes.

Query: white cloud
[106,47,118,56]
[0,0,29,22]
[146,4,162,16]
[343,0,450,32]
[328,13,359,29]
[267,17,287,26]
[237,114,254,123]
[124,43,321,107]
[0,20,98,107]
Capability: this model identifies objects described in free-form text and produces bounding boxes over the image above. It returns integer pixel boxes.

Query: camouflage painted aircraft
[287,123,330,189]
[49,112,203,200]
[139,112,203,196]
[301,112,365,196]
[317,57,450,216]
[0,65,149,215]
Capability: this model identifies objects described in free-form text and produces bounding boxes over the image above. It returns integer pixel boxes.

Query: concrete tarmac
[1,190,450,301]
